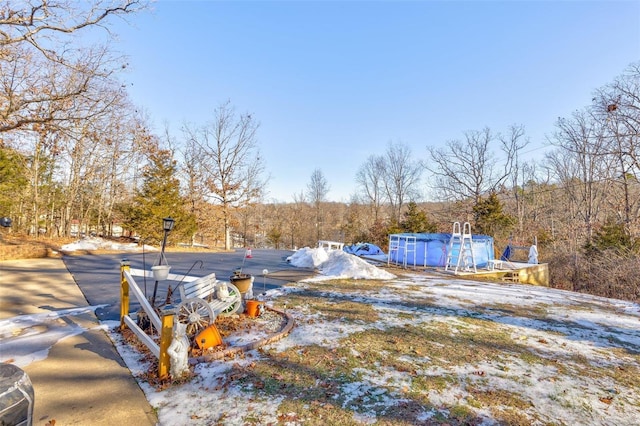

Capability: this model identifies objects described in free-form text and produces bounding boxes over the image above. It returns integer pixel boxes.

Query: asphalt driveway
[62,248,315,321]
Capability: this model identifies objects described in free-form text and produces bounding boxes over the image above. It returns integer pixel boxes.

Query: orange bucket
[245,300,264,318]
[194,324,223,350]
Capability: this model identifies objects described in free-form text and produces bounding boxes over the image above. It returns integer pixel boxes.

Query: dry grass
[122,275,640,425]
[237,278,640,424]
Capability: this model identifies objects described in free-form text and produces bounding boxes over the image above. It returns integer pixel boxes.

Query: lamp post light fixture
[151,217,175,307]
[159,217,175,265]
[162,217,175,234]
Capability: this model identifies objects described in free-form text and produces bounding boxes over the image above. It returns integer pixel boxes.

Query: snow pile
[287,246,329,268]
[61,237,156,252]
[289,246,395,280]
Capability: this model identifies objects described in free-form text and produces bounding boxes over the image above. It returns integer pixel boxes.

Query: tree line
[1,2,640,301]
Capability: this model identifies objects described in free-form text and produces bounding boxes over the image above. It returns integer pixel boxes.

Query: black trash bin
[0,364,34,426]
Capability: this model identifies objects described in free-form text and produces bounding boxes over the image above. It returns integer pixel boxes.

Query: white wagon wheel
[176,298,215,337]
[218,282,242,316]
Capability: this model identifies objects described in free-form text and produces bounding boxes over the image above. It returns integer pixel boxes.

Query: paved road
[63,248,314,321]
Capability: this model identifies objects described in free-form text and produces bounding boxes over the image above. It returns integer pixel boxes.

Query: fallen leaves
[277,412,300,422]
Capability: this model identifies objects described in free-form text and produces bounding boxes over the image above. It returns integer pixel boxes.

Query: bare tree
[0,1,148,236]
[546,109,615,246]
[341,200,369,244]
[355,154,385,222]
[381,142,422,223]
[289,190,309,248]
[600,62,640,170]
[58,85,142,236]
[306,168,329,241]
[426,126,526,204]
[501,124,533,236]
[0,0,148,134]
[183,101,266,250]
[0,1,145,50]
[180,124,212,245]
[592,62,640,236]
[509,161,546,238]
[2,72,143,237]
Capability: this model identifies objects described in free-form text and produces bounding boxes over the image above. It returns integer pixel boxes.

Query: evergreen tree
[0,147,27,216]
[123,148,196,245]
[266,226,283,249]
[400,202,438,233]
[473,192,514,237]
[585,218,635,255]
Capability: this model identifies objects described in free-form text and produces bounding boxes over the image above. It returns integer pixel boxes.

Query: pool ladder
[445,222,477,274]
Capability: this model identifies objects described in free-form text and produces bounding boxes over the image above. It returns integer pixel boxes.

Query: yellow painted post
[158,307,175,378]
[120,259,130,330]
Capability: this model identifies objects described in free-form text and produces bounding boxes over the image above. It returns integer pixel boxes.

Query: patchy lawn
[109,272,640,425]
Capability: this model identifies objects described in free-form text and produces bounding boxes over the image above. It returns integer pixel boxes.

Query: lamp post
[152,217,175,307]
[160,217,175,263]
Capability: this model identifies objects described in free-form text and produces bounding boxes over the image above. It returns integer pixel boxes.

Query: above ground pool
[388,233,494,268]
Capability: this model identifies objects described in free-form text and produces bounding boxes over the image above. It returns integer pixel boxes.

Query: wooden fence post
[120,259,130,331]
[158,306,176,378]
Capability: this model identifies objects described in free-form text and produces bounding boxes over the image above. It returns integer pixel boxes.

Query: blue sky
[111,0,640,202]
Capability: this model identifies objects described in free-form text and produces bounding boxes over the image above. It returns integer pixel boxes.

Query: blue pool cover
[389,233,494,267]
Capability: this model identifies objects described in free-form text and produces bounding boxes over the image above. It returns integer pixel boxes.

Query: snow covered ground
[60,236,156,252]
[2,247,640,425]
